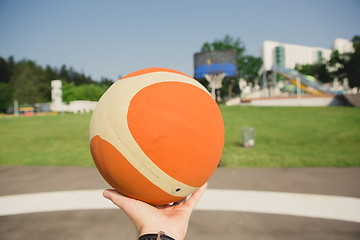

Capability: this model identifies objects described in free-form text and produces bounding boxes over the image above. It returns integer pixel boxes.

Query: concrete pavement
[0,166,359,240]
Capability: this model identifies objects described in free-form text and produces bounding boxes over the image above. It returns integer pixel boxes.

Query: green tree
[0,57,16,112]
[328,50,347,83]
[200,35,263,97]
[295,63,331,83]
[42,65,58,101]
[1,56,114,111]
[345,36,360,88]
[238,55,264,84]
[57,64,95,85]
[100,77,114,87]
[44,65,58,81]
[72,71,93,85]
[62,82,78,103]
[6,56,15,81]
[327,35,360,88]
[62,82,108,103]
[201,35,246,56]
[0,82,12,112]
[77,84,108,101]
[10,60,49,105]
[59,65,70,83]
[0,57,10,83]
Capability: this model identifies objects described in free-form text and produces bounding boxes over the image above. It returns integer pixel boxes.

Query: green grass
[220,106,360,167]
[0,106,360,167]
[0,114,94,166]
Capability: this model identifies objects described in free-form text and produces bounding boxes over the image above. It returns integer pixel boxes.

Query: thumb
[184,182,208,211]
[103,189,130,208]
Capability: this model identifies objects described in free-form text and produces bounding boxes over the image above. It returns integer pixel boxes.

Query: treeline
[0,57,114,112]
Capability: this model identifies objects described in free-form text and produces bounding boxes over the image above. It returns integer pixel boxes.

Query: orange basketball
[89,68,224,205]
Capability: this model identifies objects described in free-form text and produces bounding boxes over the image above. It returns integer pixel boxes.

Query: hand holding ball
[89,68,224,205]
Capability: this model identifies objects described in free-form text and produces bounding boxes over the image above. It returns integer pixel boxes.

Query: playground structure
[256,65,336,98]
[226,65,359,107]
[192,49,358,107]
[271,66,330,95]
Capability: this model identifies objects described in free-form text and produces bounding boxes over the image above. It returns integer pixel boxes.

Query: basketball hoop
[194,49,238,103]
[205,72,226,102]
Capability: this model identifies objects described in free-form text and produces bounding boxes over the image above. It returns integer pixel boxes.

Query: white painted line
[0,189,359,223]
[197,189,360,223]
[0,190,114,216]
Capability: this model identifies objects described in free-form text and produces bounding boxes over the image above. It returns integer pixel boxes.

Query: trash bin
[242,127,256,148]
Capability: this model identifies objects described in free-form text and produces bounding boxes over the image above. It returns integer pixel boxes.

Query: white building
[260,38,353,72]
[333,38,354,54]
[50,80,97,113]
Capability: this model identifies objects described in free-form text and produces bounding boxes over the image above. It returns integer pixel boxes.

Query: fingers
[103,189,132,209]
[183,182,208,211]
[103,189,120,200]
[103,189,115,199]
[103,182,208,212]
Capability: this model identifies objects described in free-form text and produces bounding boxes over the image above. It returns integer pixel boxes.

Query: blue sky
[0,0,359,81]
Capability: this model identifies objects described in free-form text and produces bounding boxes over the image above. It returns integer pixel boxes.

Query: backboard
[194,49,237,79]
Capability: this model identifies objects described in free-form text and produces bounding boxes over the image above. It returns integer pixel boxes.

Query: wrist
[139,226,183,240]
[138,231,175,240]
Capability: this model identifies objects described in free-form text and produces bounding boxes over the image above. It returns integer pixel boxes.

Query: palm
[103,183,207,240]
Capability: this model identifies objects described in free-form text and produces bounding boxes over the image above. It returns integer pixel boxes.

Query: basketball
[89,67,224,205]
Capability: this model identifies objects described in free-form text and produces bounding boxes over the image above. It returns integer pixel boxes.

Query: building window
[317,51,323,63]
[275,46,285,67]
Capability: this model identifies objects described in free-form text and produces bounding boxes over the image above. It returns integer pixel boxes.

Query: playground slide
[271,66,331,95]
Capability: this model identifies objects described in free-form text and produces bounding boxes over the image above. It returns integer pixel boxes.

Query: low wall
[226,95,350,107]
[250,95,344,107]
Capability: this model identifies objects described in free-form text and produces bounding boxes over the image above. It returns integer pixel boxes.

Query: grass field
[0,106,360,167]
[0,114,93,166]
[221,106,360,167]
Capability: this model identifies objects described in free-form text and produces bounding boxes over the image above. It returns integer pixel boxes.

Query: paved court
[0,166,360,240]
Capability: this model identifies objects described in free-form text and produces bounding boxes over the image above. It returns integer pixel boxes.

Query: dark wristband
[138,232,175,240]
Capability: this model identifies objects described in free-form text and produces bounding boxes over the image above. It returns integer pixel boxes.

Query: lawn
[0,114,93,166]
[220,106,360,167]
[0,106,359,167]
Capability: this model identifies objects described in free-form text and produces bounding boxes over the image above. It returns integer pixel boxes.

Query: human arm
[103,183,208,240]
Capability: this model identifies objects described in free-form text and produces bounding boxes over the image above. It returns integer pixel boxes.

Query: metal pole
[14,99,19,117]
[296,77,301,106]
[272,69,276,97]
[211,85,216,101]
[262,71,266,97]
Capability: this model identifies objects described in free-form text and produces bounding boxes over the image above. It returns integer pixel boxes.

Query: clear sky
[0,0,359,81]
